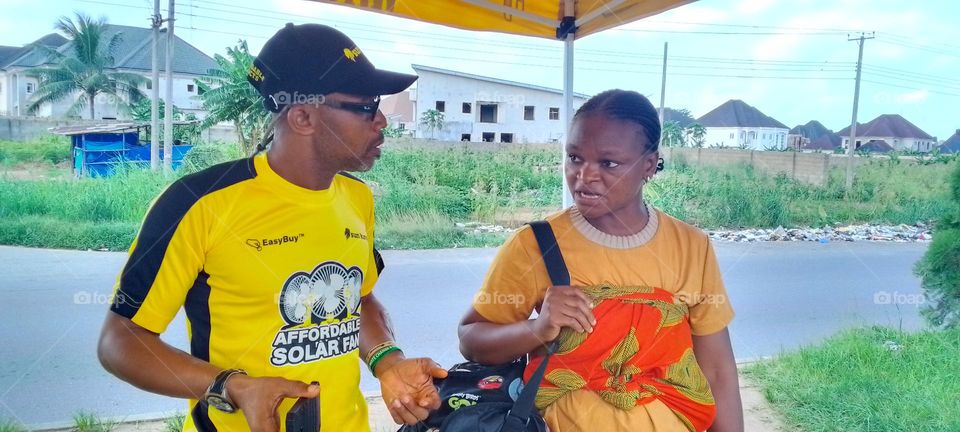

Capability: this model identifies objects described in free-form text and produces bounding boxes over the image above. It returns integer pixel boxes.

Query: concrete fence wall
[1,116,237,144]
[661,147,832,186]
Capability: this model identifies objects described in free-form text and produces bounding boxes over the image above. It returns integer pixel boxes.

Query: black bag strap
[527,221,570,287]
[499,221,569,431]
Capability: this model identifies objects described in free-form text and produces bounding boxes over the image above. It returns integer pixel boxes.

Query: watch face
[206,395,236,413]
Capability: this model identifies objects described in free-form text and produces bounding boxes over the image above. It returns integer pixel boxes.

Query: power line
[862,69,960,91]
[876,38,960,59]
[862,79,960,98]
[863,64,959,84]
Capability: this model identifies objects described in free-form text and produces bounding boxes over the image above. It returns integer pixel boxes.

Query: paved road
[0,242,929,426]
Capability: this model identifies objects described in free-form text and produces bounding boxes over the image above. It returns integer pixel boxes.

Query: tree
[663,107,695,128]
[130,98,199,145]
[195,40,270,155]
[661,121,686,147]
[914,163,960,329]
[685,123,706,148]
[25,13,146,120]
[420,109,444,140]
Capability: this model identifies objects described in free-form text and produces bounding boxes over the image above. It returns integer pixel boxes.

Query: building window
[479,104,498,123]
[729,133,734,139]
[501,133,514,143]
[435,101,445,112]
[549,107,559,120]
[524,106,535,120]
[482,132,495,142]
[197,85,205,95]
[461,134,471,141]
[398,123,406,130]
[462,102,471,113]
[145,81,152,90]
[187,84,195,92]
[25,82,35,94]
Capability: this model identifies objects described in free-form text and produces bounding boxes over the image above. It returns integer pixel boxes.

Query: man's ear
[284,105,317,136]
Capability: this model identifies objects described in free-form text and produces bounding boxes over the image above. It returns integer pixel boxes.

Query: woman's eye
[602,160,620,168]
[568,154,581,163]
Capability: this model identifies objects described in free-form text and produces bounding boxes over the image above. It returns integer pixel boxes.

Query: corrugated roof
[859,139,894,153]
[939,130,960,154]
[790,120,832,140]
[412,64,591,99]
[2,25,215,75]
[0,46,22,66]
[49,120,198,136]
[836,114,933,140]
[804,133,842,150]
[697,99,788,129]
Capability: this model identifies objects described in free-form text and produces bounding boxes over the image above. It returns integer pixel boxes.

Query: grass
[646,156,959,228]
[0,138,956,251]
[0,420,26,432]
[164,413,185,432]
[72,411,116,432]
[742,326,960,432]
[0,136,72,166]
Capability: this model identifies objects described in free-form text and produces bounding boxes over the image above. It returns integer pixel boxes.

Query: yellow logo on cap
[343,47,362,62]
[248,65,265,82]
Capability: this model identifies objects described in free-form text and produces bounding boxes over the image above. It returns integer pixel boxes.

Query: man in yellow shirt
[97,23,445,432]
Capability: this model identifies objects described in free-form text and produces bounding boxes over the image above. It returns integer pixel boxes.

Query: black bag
[399,221,568,432]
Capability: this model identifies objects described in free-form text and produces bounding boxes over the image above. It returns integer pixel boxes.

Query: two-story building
[408,64,588,143]
[0,25,216,120]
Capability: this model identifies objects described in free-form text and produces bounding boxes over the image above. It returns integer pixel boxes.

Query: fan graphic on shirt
[279,261,363,328]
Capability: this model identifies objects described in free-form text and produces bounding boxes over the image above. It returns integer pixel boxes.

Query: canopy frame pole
[575,0,627,27]
[458,0,558,27]
[560,0,576,208]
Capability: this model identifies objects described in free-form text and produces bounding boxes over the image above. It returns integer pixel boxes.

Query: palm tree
[26,13,146,120]
[420,109,444,140]
[195,40,270,154]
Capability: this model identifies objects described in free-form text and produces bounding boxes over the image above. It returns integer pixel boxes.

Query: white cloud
[894,89,929,104]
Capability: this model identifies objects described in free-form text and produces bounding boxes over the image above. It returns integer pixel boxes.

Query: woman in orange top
[458,90,743,431]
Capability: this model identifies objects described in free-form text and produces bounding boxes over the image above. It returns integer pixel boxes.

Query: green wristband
[368,346,402,377]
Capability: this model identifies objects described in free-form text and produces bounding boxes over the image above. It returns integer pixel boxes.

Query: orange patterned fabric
[524,285,716,432]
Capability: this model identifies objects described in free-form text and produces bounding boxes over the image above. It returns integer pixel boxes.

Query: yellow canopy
[311,0,694,40]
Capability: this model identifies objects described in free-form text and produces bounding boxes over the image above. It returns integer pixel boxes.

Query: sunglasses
[319,96,381,121]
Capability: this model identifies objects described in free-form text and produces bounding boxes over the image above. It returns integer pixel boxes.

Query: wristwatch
[204,369,246,413]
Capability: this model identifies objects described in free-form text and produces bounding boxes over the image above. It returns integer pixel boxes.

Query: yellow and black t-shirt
[110,153,381,432]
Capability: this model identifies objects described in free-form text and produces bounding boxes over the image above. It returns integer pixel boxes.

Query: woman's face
[565,114,659,225]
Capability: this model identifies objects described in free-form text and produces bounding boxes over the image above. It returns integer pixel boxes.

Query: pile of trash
[706,223,932,243]
[456,222,510,234]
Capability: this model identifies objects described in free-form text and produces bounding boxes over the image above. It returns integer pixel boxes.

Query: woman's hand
[531,285,596,342]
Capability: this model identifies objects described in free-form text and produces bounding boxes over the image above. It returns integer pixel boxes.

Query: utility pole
[163,0,175,172]
[844,32,875,193]
[150,0,160,171]
[658,42,668,132]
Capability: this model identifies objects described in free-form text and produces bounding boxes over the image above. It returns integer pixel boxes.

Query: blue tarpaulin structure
[50,122,194,177]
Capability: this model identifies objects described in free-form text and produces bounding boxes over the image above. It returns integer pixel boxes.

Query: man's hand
[227,374,320,432]
[378,357,448,425]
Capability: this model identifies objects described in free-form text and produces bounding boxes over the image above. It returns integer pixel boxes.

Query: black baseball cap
[248,23,418,113]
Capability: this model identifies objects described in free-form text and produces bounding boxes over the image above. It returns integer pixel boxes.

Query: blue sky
[3,0,958,139]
